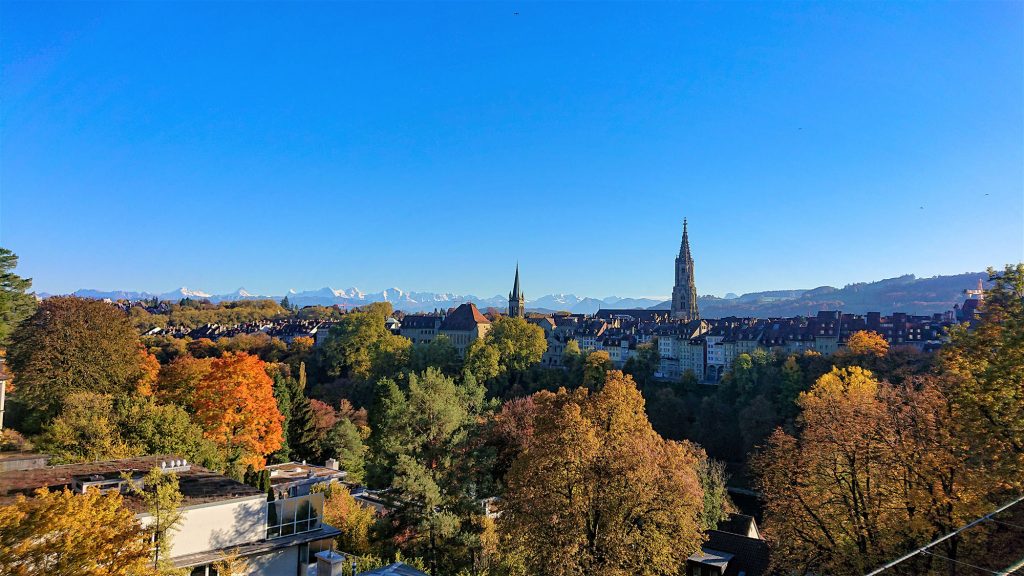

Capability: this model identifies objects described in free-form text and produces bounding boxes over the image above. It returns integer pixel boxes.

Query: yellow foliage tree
[316,481,378,555]
[0,488,153,576]
[845,330,889,356]
[499,371,704,576]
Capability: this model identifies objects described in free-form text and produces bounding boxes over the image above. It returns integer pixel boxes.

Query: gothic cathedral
[671,219,700,321]
[508,264,525,318]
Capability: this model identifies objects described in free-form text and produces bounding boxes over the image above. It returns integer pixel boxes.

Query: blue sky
[2,2,1021,298]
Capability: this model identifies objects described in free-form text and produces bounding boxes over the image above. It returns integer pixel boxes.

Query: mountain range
[42,271,990,318]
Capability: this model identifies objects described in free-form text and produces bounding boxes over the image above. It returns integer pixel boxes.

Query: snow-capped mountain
[53,285,662,313]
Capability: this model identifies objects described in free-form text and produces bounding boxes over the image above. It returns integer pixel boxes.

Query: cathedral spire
[671,218,699,322]
[509,263,525,318]
[679,218,691,259]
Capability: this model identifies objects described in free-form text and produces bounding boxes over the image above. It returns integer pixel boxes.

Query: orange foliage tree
[0,488,153,576]
[155,355,213,407]
[845,330,889,356]
[191,352,283,469]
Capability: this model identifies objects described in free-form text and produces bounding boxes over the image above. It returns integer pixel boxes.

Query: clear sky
[2,1,1022,299]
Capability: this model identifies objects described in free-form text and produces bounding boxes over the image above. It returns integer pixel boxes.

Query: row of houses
[144,296,980,385]
[521,306,972,383]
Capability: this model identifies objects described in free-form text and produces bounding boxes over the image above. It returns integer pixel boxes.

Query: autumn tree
[845,329,889,356]
[191,352,284,470]
[126,468,184,572]
[315,480,378,555]
[581,350,612,389]
[0,247,35,346]
[753,365,989,575]
[0,488,153,576]
[499,371,705,576]
[36,392,132,463]
[7,297,152,422]
[940,264,1024,491]
[36,391,220,468]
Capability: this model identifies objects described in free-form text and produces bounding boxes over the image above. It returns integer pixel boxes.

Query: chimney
[325,458,339,471]
[315,550,346,576]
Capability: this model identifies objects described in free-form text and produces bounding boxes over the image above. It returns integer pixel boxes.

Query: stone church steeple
[671,219,700,321]
[508,264,525,318]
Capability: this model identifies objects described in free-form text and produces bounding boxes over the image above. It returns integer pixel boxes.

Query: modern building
[0,454,341,575]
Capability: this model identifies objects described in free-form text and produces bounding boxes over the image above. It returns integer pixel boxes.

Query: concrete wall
[247,546,300,576]
[141,495,267,559]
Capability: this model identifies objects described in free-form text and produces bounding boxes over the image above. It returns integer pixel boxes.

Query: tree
[623,340,660,389]
[191,352,284,469]
[499,371,705,576]
[113,395,223,469]
[485,316,547,378]
[325,417,367,483]
[581,350,612,389]
[7,297,151,421]
[36,392,221,468]
[368,368,489,573]
[940,264,1024,488]
[0,488,153,576]
[753,366,969,575]
[561,339,582,374]
[0,247,35,346]
[128,468,183,572]
[845,330,889,356]
[318,302,410,381]
[316,481,378,555]
[36,392,132,464]
[410,334,461,375]
[694,446,732,531]
[464,338,502,385]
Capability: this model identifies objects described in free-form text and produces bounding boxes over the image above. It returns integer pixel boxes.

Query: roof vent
[160,459,191,473]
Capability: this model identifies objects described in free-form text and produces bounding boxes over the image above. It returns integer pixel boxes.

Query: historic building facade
[671,219,700,322]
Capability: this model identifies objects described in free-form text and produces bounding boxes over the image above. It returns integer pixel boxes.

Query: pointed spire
[512,262,521,299]
[679,218,692,259]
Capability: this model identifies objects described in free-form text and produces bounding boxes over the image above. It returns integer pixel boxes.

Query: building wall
[150,496,267,559]
[247,546,300,576]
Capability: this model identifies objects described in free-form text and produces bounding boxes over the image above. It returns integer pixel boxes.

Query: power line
[864,494,1024,576]
[921,549,1001,575]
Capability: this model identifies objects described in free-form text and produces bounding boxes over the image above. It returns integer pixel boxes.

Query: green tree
[581,350,612,389]
[36,392,132,463]
[410,334,461,375]
[8,297,149,422]
[464,339,502,385]
[0,248,35,346]
[623,339,660,389]
[369,368,489,573]
[318,302,410,381]
[129,468,184,572]
[485,316,547,379]
[325,417,367,484]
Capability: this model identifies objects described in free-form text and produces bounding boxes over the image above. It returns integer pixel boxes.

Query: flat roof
[0,454,263,512]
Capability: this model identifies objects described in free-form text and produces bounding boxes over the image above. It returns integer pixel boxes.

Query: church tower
[671,219,700,322]
[508,264,525,318]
